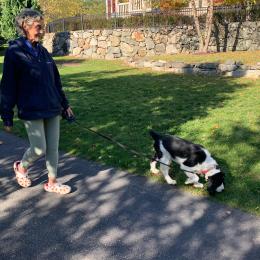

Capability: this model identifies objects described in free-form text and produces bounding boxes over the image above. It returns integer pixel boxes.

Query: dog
[149,130,224,195]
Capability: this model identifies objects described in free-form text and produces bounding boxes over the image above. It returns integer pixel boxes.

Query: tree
[83,0,106,15]
[38,0,105,24]
[38,0,84,23]
[0,0,40,40]
[222,0,258,20]
[222,0,257,4]
[151,0,189,10]
[190,0,214,53]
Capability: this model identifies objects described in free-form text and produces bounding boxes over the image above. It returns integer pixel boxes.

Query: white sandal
[13,161,31,188]
[44,182,71,195]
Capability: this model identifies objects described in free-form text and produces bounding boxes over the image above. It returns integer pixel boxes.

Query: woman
[0,9,73,195]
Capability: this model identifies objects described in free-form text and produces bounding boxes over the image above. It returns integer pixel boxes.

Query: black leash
[66,117,218,176]
[62,112,174,169]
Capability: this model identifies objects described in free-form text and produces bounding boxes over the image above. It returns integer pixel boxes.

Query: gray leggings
[21,116,60,179]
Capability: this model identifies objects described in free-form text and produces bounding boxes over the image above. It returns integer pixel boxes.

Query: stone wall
[126,59,260,78]
[43,21,260,59]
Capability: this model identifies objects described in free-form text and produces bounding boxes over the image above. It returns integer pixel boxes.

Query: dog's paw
[185,178,196,185]
[150,168,161,176]
[166,179,177,185]
[193,183,204,188]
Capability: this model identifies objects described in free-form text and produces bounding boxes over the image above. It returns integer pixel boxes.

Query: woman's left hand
[66,107,74,117]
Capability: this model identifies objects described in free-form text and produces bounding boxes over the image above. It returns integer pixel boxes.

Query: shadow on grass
[59,69,240,161]
[55,67,259,210]
[209,122,260,211]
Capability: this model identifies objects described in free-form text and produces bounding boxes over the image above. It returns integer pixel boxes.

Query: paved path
[0,131,259,260]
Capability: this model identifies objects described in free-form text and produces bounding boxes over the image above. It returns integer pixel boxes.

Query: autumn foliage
[152,0,189,10]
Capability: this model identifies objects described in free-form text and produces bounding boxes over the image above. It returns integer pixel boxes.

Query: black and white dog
[149,130,224,195]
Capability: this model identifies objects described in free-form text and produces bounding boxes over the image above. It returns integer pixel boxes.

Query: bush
[0,36,6,46]
[214,4,260,23]
[47,4,260,33]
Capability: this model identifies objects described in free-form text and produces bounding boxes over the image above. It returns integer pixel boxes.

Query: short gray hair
[15,8,44,36]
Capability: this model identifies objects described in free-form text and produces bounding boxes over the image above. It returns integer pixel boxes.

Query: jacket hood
[9,37,42,54]
[9,37,27,49]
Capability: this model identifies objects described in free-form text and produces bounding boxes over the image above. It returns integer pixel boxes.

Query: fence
[46,4,260,33]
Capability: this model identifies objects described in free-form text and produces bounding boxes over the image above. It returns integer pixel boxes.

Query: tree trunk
[190,0,204,52]
[190,0,214,53]
[203,0,214,52]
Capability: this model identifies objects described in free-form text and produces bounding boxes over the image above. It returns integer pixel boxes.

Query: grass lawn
[150,50,260,65]
[0,53,259,215]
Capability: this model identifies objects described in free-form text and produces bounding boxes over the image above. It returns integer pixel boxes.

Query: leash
[63,113,175,170]
[62,112,215,175]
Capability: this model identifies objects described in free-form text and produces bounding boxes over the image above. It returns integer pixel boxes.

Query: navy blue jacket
[0,37,69,126]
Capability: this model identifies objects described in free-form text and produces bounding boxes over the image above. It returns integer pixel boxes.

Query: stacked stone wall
[43,22,260,58]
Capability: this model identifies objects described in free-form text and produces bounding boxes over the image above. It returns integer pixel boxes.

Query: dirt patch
[60,63,81,67]
[55,59,86,67]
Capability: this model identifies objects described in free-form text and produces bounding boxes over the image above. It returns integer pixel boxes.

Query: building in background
[105,0,218,17]
[106,0,152,16]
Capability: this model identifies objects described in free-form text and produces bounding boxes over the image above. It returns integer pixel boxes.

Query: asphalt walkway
[0,131,259,260]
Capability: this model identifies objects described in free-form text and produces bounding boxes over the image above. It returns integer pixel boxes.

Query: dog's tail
[149,130,162,141]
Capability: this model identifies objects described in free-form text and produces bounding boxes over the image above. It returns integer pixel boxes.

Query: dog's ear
[183,150,206,167]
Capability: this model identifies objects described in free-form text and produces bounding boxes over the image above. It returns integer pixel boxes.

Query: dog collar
[199,165,219,174]
[200,169,210,174]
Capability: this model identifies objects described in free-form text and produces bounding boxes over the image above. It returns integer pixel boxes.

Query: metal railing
[46,4,260,33]
[118,3,129,15]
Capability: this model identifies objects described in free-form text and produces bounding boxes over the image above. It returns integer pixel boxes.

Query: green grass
[0,54,259,215]
[150,50,260,65]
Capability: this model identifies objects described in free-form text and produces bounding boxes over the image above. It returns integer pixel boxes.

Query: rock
[171,62,191,69]
[120,42,135,56]
[225,69,260,78]
[113,30,122,37]
[110,35,121,47]
[145,38,155,50]
[94,30,101,36]
[165,62,172,68]
[98,41,107,48]
[72,47,82,56]
[225,60,236,65]
[121,37,138,46]
[97,48,106,56]
[83,32,93,39]
[98,36,107,41]
[193,68,218,76]
[102,30,113,36]
[138,48,147,57]
[108,47,121,54]
[143,61,153,67]
[83,48,94,56]
[219,64,238,72]
[90,38,98,46]
[105,53,115,60]
[132,31,145,42]
[114,53,122,58]
[153,61,165,67]
[166,44,179,54]
[155,43,165,53]
[78,38,85,48]
[122,31,131,37]
[196,63,218,69]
